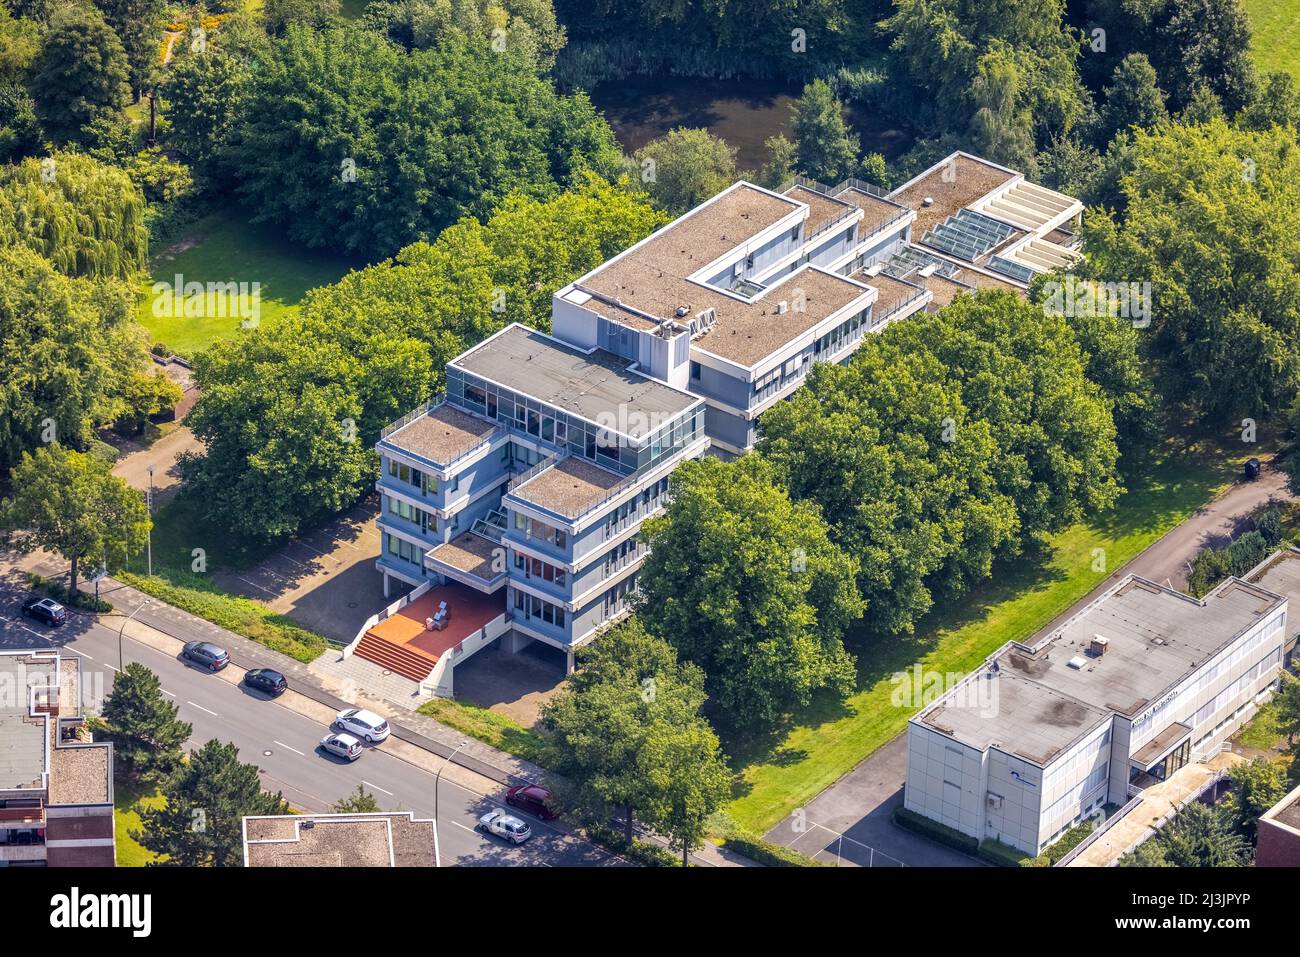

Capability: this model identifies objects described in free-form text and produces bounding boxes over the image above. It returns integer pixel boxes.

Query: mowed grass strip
[724,448,1242,834]
[1243,0,1300,80]
[139,207,362,357]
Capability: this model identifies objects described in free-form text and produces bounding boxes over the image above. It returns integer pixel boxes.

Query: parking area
[763,733,984,867]
[213,494,397,644]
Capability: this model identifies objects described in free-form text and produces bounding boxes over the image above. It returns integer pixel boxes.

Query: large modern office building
[904,574,1289,856]
[364,152,1082,692]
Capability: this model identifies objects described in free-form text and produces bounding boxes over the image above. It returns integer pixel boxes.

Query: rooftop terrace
[571,183,878,369]
[508,455,628,520]
[382,402,499,467]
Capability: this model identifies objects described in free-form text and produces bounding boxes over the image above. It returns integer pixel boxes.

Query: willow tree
[0,151,148,280]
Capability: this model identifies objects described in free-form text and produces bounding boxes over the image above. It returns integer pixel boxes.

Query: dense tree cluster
[540,618,731,864]
[178,177,663,540]
[759,290,1123,638]
[226,24,621,256]
[637,455,863,730]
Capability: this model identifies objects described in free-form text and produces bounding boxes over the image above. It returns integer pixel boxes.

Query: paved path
[110,425,202,508]
[763,464,1295,866]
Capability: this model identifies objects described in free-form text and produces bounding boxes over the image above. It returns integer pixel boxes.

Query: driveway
[110,424,203,508]
[764,460,1296,866]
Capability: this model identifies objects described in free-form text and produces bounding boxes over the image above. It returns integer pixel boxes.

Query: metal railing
[507,452,564,492]
[380,393,446,439]
[872,286,929,327]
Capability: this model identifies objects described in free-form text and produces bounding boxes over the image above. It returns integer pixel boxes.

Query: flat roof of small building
[509,455,627,520]
[243,812,436,867]
[918,574,1286,765]
[0,651,111,803]
[453,324,699,437]
[383,402,499,467]
[783,183,855,236]
[1247,547,1300,614]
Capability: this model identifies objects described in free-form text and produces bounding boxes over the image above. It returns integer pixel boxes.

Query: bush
[893,806,978,853]
[26,573,113,613]
[585,823,682,867]
[1188,506,1287,596]
[720,830,825,867]
[1023,819,1096,867]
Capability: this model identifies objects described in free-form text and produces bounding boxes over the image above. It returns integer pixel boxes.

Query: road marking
[450,820,475,833]
[361,780,393,796]
[186,701,218,716]
[161,689,175,697]
[273,740,305,756]
[75,651,94,661]
[235,576,278,597]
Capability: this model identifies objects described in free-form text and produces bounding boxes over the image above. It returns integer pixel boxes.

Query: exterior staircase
[353,632,438,683]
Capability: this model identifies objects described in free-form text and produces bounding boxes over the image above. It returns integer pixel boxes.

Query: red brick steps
[354,632,437,683]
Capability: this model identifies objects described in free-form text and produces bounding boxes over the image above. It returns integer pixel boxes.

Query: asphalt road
[0,587,623,867]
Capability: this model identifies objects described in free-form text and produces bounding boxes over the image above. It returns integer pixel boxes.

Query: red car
[505,784,557,820]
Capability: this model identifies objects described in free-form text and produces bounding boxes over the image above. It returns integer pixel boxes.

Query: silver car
[478,808,532,844]
[319,732,362,761]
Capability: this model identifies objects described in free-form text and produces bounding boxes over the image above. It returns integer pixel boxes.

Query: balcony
[0,801,45,826]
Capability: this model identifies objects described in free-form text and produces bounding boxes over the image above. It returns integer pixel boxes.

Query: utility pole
[146,465,154,577]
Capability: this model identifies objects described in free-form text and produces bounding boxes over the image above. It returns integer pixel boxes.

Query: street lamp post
[146,465,154,577]
[118,599,151,673]
[433,739,469,868]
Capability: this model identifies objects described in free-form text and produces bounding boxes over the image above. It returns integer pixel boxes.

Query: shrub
[585,823,681,867]
[26,572,113,612]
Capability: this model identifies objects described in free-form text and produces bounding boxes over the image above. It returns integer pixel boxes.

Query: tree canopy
[231,23,622,255]
[1083,119,1300,420]
[637,455,862,729]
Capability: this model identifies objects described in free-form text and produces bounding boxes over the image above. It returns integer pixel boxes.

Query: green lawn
[139,208,362,357]
[114,782,165,867]
[724,443,1247,834]
[1244,0,1300,79]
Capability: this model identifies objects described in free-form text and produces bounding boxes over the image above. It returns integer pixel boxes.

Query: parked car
[505,784,557,820]
[182,641,229,671]
[333,708,390,743]
[478,808,531,845]
[20,597,66,626]
[319,732,363,762]
[244,668,287,696]
[1244,457,1262,481]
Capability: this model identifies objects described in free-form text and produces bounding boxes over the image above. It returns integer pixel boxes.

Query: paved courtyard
[213,495,393,644]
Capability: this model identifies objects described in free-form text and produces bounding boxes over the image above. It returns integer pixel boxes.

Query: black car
[244,668,287,696]
[182,641,229,671]
[20,597,66,626]
[1245,457,1262,481]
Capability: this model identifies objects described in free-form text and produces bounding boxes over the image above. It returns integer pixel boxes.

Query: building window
[690,361,701,381]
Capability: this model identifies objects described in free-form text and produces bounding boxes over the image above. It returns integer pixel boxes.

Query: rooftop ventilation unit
[695,307,716,331]
[922,197,934,207]
[776,301,789,315]
[674,305,690,318]
[1067,656,1087,670]
[1089,635,1110,657]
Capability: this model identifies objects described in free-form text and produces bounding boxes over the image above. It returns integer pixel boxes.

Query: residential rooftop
[243,812,436,867]
[426,531,500,581]
[383,402,499,467]
[508,455,627,520]
[452,324,700,438]
[918,575,1286,765]
[0,652,111,804]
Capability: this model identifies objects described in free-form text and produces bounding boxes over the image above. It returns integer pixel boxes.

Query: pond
[589,75,915,174]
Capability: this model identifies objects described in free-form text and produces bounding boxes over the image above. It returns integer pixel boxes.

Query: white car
[478,808,532,845]
[319,732,363,761]
[333,707,390,743]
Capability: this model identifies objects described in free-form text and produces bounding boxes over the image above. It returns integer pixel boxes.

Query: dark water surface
[590,75,914,172]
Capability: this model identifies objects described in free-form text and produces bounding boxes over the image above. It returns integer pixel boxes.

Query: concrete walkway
[110,424,202,508]
[1066,751,1245,867]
